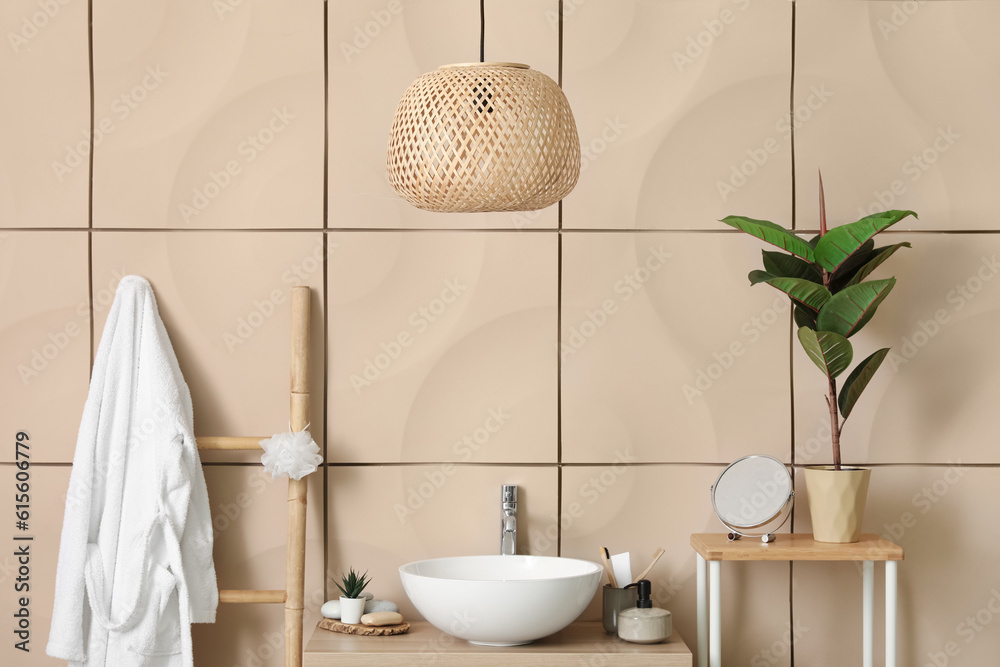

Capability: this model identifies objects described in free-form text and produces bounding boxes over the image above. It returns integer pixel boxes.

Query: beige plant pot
[804,466,871,543]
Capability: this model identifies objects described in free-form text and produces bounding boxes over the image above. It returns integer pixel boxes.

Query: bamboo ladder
[195,285,311,667]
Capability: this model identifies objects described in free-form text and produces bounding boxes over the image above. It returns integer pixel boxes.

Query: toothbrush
[600,546,619,588]
[633,547,665,584]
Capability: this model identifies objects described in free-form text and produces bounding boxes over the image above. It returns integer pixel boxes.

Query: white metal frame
[695,554,898,667]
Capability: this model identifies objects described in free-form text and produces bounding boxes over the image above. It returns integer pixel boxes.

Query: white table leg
[697,555,707,667]
[863,560,874,667]
[710,560,721,667]
[886,560,898,667]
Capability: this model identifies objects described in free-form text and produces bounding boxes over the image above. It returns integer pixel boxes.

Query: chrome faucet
[501,485,517,555]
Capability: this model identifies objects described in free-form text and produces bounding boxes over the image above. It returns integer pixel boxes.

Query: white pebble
[321,599,340,619]
[364,599,398,614]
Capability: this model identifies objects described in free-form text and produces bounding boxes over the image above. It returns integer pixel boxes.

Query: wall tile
[792,465,1000,666]
[328,0,560,230]
[0,465,68,666]
[0,0,89,228]
[91,231,325,463]
[91,0,324,229]
[562,232,790,463]
[794,234,1000,465]
[795,1,1000,230]
[561,465,791,666]
[0,232,89,463]
[328,231,557,463]
[326,465,559,621]
[194,465,325,666]
[562,0,792,229]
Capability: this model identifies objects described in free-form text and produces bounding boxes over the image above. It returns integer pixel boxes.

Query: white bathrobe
[47,275,218,666]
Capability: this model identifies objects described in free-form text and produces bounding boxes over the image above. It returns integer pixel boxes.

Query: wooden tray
[318,618,410,636]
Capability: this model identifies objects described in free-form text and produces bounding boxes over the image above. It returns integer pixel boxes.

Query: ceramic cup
[602,584,638,634]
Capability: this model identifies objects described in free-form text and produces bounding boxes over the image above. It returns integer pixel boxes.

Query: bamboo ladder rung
[196,436,266,451]
[219,589,287,604]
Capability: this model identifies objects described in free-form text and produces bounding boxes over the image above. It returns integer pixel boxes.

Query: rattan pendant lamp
[386,0,580,213]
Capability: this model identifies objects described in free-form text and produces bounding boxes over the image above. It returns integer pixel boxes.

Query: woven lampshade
[386,62,580,213]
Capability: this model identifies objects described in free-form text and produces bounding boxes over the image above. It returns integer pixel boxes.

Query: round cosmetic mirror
[711,455,793,542]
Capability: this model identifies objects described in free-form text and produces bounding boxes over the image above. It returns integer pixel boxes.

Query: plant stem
[817,170,841,470]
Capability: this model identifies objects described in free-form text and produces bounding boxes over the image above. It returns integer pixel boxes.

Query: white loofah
[259,427,321,480]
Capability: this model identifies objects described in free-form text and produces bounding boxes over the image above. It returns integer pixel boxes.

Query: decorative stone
[364,599,398,614]
[361,591,375,600]
[361,611,404,627]
[321,599,340,619]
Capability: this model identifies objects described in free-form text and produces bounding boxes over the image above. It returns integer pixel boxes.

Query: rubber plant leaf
[762,277,832,312]
[813,210,917,272]
[797,327,853,379]
[794,305,818,330]
[721,216,816,262]
[762,250,823,283]
[815,278,896,338]
[830,239,875,289]
[845,243,912,287]
[838,348,890,419]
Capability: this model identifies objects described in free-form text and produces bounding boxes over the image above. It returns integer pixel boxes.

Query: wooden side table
[690,533,904,667]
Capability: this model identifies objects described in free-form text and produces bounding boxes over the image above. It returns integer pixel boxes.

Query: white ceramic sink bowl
[399,555,602,646]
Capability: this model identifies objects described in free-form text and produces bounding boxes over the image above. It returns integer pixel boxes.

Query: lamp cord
[479,0,485,62]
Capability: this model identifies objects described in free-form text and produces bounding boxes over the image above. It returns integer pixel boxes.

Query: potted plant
[336,567,372,624]
[721,174,917,543]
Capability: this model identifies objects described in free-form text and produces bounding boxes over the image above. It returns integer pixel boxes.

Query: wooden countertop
[305,620,692,666]
[690,533,904,562]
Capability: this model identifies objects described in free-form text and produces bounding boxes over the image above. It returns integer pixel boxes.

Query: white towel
[47,275,218,666]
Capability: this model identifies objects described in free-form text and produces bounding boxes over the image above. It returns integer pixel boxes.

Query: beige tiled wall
[1,1,998,665]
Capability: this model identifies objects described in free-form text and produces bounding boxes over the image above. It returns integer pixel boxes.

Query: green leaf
[845,243,912,287]
[762,250,822,282]
[794,305,817,330]
[830,240,875,289]
[749,269,774,286]
[814,210,917,272]
[816,278,896,337]
[762,277,832,312]
[838,348,890,419]
[798,327,853,379]
[721,216,816,262]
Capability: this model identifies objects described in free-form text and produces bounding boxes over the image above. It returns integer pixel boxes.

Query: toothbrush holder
[601,584,638,634]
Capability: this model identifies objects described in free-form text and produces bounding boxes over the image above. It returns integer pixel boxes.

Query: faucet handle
[502,484,517,504]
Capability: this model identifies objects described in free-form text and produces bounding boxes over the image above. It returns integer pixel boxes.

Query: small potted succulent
[336,567,372,624]
[722,174,917,542]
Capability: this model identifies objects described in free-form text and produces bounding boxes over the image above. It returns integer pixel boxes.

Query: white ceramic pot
[340,596,366,625]
[804,466,871,543]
